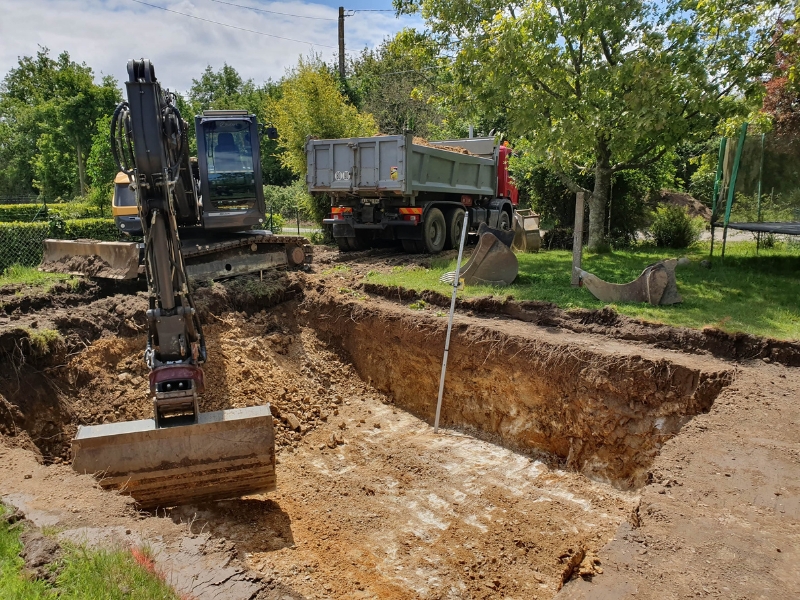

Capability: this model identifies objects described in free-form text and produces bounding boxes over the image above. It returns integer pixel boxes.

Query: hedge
[49,202,105,220]
[0,204,47,222]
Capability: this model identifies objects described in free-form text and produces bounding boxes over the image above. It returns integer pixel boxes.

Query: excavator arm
[111,59,206,426]
[69,60,276,509]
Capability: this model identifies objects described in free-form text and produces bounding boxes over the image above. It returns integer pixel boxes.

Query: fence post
[571,192,585,287]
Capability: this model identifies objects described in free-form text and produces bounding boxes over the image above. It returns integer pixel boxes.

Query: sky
[0,0,420,93]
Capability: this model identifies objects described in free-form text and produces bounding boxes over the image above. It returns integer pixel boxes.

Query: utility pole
[338,7,345,81]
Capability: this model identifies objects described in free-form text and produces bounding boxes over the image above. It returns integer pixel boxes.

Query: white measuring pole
[434,211,470,433]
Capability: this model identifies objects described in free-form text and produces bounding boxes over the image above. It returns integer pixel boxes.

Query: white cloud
[0,0,420,92]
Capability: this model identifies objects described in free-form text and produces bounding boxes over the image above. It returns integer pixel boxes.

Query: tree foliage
[186,64,294,187]
[269,57,377,176]
[348,29,446,137]
[398,0,793,250]
[0,48,119,200]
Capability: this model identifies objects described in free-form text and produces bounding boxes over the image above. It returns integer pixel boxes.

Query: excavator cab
[195,111,267,231]
[111,171,142,235]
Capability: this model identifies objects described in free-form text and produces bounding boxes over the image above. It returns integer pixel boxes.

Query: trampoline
[710,123,800,257]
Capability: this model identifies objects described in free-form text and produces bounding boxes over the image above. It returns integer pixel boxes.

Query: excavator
[43,59,310,508]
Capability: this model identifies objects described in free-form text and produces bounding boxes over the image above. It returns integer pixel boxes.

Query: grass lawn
[1,505,179,599]
[0,265,79,293]
[366,240,800,341]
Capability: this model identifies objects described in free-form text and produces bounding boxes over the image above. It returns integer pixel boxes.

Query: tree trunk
[587,141,612,252]
[76,138,87,196]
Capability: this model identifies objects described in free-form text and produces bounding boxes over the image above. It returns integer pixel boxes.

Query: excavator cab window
[203,120,257,211]
[113,182,136,208]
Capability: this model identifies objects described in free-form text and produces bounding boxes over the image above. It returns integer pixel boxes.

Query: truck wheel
[498,210,511,231]
[336,237,351,252]
[422,207,446,253]
[444,208,466,250]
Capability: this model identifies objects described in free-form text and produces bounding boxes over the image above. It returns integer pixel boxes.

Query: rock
[117,373,131,383]
[374,422,381,429]
[338,421,347,430]
[700,259,712,269]
[327,434,337,449]
[334,431,344,445]
[130,376,143,386]
[285,413,301,431]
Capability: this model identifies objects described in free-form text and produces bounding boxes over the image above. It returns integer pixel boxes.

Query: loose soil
[0,247,798,598]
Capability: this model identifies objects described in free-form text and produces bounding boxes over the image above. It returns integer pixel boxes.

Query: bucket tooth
[71,405,275,509]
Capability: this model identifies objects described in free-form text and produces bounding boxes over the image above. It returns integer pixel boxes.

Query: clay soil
[1,247,799,599]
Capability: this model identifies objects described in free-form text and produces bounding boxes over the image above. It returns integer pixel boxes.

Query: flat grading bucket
[72,405,276,509]
[512,210,542,253]
[41,239,140,280]
[442,223,518,286]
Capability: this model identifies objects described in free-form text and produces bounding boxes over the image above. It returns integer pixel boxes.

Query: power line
[208,0,336,21]
[127,0,338,48]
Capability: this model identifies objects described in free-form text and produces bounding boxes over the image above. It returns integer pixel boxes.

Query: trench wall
[300,291,734,488]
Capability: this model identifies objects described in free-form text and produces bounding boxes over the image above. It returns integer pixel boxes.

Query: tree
[398,0,793,251]
[348,29,446,137]
[0,48,119,200]
[269,57,377,176]
[268,57,377,224]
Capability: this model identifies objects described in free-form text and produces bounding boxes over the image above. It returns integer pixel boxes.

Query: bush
[649,205,704,248]
[49,200,104,220]
[266,213,284,234]
[55,218,119,241]
[0,203,47,222]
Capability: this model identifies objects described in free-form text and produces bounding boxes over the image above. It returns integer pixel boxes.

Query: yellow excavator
[42,59,309,508]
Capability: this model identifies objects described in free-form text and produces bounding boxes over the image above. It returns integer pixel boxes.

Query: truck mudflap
[41,239,140,279]
[71,405,275,509]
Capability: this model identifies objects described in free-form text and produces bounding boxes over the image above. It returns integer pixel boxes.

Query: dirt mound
[413,135,477,155]
[658,190,712,220]
[40,254,132,279]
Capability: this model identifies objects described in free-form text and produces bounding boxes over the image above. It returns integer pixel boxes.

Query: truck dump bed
[306,134,497,198]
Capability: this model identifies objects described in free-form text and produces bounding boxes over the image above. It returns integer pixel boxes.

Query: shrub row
[0,202,105,223]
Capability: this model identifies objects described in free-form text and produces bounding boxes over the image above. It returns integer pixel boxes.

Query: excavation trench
[0,275,741,598]
[299,287,734,489]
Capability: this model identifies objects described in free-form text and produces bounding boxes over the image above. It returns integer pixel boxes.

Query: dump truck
[307,135,520,253]
[43,59,310,509]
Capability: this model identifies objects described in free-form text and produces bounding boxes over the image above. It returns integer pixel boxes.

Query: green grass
[0,505,180,599]
[366,240,800,340]
[0,265,79,292]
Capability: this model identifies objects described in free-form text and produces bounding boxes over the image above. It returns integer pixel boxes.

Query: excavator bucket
[441,223,518,286]
[41,239,140,280]
[72,405,275,509]
[512,210,542,253]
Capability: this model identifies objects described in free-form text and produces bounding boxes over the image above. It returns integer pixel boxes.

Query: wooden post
[571,192,585,287]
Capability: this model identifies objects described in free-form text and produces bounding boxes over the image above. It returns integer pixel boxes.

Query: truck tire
[422,207,447,253]
[444,208,466,250]
[498,210,511,231]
